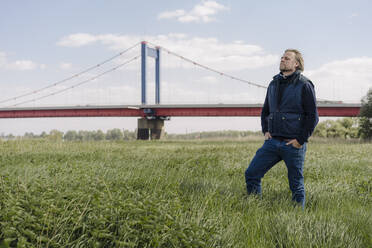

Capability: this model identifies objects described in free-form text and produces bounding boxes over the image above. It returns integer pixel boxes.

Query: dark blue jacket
[261,70,319,145]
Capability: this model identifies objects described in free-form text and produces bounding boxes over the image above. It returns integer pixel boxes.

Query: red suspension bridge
[0,41,361,139]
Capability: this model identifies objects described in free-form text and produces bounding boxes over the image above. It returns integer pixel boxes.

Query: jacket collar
[273,70,301,81]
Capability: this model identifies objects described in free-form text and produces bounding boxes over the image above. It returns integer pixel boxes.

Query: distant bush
[313,118,360,139]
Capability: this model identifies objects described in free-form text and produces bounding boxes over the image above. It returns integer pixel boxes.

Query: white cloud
[0,52,6,66]
[349,13,359,19]
[0,52,45,71]
[60,62,73,70]
[57,33,139,51]
[157,1,228,23]
[56,33,278,71]
[305,57,372,103]
[348,12,359,24]
[197,76,218,84]
[56,33,97,47]
[7,60,38,70]
[158,9,185,19]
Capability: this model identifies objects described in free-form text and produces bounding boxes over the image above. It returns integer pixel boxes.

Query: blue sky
[1,0,372,135]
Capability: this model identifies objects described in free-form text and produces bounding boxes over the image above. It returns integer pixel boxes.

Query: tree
[338,118,360,139]
[93,130,105,141]
[6,134,15,140]
[48,130,64,142]
[123,130,135,140]
[40,131,48,139]
[77,130,91,141]
[106,128,123,140]
[64,130,78,141]
[359,88,372,140]
[312,118,360,139]
[24,132,35,139]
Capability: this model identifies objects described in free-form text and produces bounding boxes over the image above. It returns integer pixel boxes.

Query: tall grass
[0,139,371,247]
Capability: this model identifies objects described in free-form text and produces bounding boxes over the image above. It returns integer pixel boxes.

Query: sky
[1,0,372,135]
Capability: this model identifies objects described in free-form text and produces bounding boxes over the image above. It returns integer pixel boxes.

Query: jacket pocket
[280,113,302,136]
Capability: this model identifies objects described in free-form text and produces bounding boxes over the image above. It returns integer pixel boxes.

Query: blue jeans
[245,138,307,207]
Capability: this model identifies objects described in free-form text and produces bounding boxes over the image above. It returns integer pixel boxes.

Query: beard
[280,64,294,73]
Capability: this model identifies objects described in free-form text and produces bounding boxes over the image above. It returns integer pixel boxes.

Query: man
[245,49,318,208]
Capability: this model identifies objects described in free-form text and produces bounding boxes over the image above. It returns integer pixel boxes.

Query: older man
[245,49,319,207]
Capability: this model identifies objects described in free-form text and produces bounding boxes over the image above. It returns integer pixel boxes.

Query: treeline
[313,116,372,140]
[167,118,367,140]
[166,130,262,140]
[0,117,369,141]
[0,129,262,141]
[0,129,136,141]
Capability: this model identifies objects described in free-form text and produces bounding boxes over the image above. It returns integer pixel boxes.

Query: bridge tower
[137,41,167,140]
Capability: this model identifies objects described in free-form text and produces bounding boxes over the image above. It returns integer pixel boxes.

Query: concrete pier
[137,118,164,140]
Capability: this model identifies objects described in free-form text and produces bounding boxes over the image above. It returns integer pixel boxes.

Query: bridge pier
[137,118,164,140]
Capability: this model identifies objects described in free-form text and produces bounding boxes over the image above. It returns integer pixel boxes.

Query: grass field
[0,138,371,247]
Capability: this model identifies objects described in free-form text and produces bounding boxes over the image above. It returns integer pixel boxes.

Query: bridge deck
[0,103,361,118]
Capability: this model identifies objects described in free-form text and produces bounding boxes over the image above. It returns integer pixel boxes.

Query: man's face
[280,51,298,73]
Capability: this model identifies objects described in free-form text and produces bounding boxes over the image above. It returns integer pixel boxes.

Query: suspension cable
[7,55,140,107]
[147,41,267,89]
[0,42,141,105]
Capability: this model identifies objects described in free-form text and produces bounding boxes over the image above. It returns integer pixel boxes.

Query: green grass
[0,139,371,247]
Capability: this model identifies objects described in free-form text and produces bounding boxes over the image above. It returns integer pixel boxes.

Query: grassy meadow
[0,138,371,247]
